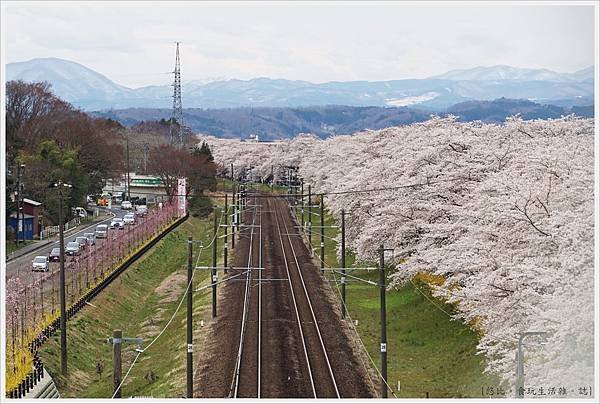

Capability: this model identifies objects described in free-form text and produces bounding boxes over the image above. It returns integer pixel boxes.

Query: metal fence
[40,218,81,240]
[5,203,181,394]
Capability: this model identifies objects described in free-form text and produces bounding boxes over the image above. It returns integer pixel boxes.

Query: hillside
[93,99,594,139]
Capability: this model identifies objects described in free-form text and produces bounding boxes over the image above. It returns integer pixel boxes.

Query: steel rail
[231,196,258,398]
[272,198,317,398]
[278,198,341,398]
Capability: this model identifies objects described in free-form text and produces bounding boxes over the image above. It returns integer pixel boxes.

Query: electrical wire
[290,206,393,397]
[111,209,225,398]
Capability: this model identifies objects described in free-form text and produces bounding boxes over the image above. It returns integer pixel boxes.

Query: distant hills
[93,99,594,140]
[6,58,595,111]
[431,65,594,82]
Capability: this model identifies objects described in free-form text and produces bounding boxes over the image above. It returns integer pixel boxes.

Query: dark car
[49,247,61,262]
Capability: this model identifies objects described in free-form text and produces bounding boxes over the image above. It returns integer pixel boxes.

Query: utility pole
[378,244,392,398]
[341,209,346,318]
[103,331,143,398]
[320,197,325,274]
[212,207,218,318]
[143,143,150,174]
[270,165,274,190]
[515,331,548,398]
[308,184,312,248]
[230,163,234,181]
[187,237,193,398]
[224,195,228,274]
[51,180,72,376]
[15,164,21,246]
[113,329,122,398]
[126,138,131,201]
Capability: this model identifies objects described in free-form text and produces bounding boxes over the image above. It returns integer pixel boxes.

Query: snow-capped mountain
[429,64,594,82]
[5,58,595,111]
[6,58,133,106]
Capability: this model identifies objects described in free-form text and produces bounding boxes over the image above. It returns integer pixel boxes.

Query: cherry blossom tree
[201,115,594,396]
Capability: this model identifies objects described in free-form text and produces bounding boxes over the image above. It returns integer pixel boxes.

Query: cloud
[2,2,595,87]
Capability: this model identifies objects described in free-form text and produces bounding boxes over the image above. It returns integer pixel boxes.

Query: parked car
[96,224,108,238]
[84,232,96,245]
[32,255,49,272]
[121,200,133,210]
[123,213,136,225]
[135,204,148,216]
[72,206,88,217]
[110,217,125,230]
[49,247,61,262]
[76,236,89,249]
[66,241,81,256]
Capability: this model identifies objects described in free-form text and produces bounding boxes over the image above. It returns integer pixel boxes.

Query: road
[5,207,132,286]
[195,193,374,398]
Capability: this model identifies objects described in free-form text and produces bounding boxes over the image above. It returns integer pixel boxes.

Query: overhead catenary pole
[378,245,388,398]
[320,196,325,274]
[224,195,228,274]
[187,236,193,397]
[113,329,122,398]
[516,331,548,398]
[212,207,218,318]
[232,187,236,250]
[231,163,234,181]
[301,181,304,229]
[308,184,312,248]
[341,209,346,318]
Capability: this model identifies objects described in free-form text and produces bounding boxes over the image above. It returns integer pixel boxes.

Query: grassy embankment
[39,204,226,398]
[294,197,501,398]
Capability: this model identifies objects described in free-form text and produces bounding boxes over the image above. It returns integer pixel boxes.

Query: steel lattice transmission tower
[169,42,185,147]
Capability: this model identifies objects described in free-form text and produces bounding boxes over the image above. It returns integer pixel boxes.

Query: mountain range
[92,100,594,140]
[6,58,595,111]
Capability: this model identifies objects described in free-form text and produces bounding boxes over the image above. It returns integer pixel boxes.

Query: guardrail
[5,203,186,397]
[40,217,81,240]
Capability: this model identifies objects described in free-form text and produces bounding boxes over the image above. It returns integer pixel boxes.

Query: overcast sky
[2,1,596,88]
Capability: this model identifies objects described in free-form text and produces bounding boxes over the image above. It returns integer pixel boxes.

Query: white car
[121,200,133,210]
[84,232,96,245]
[110,217,125,230]
[135,204,148,216]
[32,256,49,272]
[123,213,135,225]
[95,224,108,238]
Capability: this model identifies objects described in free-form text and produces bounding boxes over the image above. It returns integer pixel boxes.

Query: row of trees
[6,80,124,226]
[6,80,217,229]
[200,115,594,396]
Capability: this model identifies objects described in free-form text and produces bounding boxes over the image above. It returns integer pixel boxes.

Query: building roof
[9,213,35,219]
[23,198,42,206]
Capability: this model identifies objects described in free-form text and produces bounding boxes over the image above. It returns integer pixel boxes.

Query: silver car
[96,224,108,238]
[123,213,135,225]
[32,256,49,272]
[66,241,81,256]
[84,232,96,245]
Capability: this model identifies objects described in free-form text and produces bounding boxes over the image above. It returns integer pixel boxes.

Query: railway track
[273,197,340,398]
[196,192,372,398]
[230,193,261,397]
